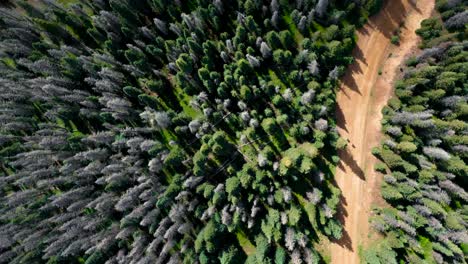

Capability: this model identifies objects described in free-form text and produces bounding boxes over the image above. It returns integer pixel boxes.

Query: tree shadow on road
[329,189,353,251]
[335,104,348,133]
[337,148,366,181]
[408,0,422,14]
[353,45,367,66]
[370,0,409,40]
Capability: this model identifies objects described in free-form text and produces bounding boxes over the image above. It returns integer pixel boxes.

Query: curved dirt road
[331,1,434,263]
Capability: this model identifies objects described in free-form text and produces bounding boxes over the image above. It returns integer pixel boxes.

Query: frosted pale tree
[315,0,329,17]
[307,60,319,76]
[301,89,315,105]
[314,118,328,131]
[260,42,272,58]
[423,147,451,161]
[290,249,302,264]
[285,227,296,251]
[246,54,260,67]
[282,88,293,102]
[298,16,307,32]
[444,10,468,29]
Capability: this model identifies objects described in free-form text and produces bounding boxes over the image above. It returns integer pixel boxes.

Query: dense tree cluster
[0,0,380,263]
[366,1,468,263]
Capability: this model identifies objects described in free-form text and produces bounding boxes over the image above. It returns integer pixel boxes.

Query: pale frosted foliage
[283,89,293,102]
[238,100,247,110]
[140,140,157,152]
[272,11,280,28]
[440,180,468,201]
[304,248,319,264]
[301,90,315,105]
[416,46,446,63]
[226,39,234,53]
[387,126,402,136]
[247,218,254,229]
[153,18,167,34]
[423,147,451,161]
[428,217,443,230]
[285,227,296,251]
[221,206,232,226]
[188,119,201,133]
[429,139,442,147]
[307,60,319,76]
[148,158,163,173]
[391,111,433,126]
[372,221,386,233]
[270,0,279,12]
[306,188,322,205]
[414,205,431,217]
[213,0,223,13]
[383,174,397,184]
[240,111,250,122]
[445,10,468,29]
[422,188,450,204]
[177,223,192,235]
[214,183,224,193]
[315,0,329,17]
[398,220,416,237]
[449,231,468,244]
[322,204,333,218]
[384,139,397,149]
[169,23,181,36]
[223,99,232,109]
[167,254,181,264]
[140,107,171,129]
[153,112,171,129]
[432,251,444,264]
[160,240,176,257]
[328,66,340,80]
[203,107,213,117]
[453,145,468,154]
[220,51,229,62]
[314,118,328,131]
[249,118,259,128]
[441,95,465,108]
[260,42,272,58]
[297,232,307,248]
[258,153,267,167]
[246,54,260,68]
[291,249,302,264]
[281,212,288,225]
[250,206,261,218]
[282,187,292,203]
[298,16,307,32]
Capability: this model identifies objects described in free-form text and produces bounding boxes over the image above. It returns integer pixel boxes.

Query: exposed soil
[330,1,435,263]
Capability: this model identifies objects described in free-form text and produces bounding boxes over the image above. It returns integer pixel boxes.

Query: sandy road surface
[330,1,434,263]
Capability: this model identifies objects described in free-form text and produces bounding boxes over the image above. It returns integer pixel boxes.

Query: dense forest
[0,0,383,263]
[366,1,468,263]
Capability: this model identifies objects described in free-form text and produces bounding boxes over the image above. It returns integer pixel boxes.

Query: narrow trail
[330,1,434,263]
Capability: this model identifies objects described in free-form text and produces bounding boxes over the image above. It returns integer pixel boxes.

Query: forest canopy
[366,1,468,263]
[0,0,383,263]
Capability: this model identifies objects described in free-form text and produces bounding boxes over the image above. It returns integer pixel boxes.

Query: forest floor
[330,0,435,263]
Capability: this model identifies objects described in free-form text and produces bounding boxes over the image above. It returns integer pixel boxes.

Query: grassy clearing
[1,58,16,68]
[236,231,256,256]
[268,69,288,91]
[283,15,305,46]
[315,234,332,264]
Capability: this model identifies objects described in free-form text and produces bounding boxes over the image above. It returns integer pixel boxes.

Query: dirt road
[330,1,434,263]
